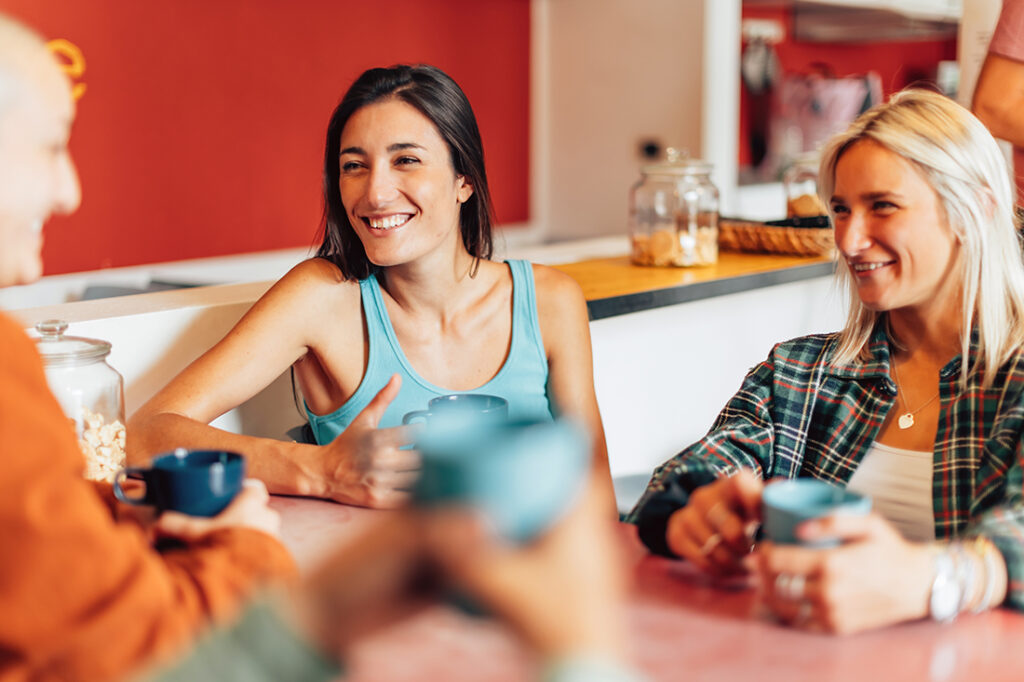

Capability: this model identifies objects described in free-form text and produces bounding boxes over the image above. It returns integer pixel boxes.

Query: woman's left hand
[756,512,934,634]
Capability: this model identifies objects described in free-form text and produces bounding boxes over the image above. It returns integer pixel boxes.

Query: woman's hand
[425,476,628,660]
[319,374,420,508]
[756,511,933,634]
[155,479,282,540]
[665,469,763,574]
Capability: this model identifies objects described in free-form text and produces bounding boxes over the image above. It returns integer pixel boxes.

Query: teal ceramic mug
[761,479,871,548]
[113,448,245,517]
[412,417,589,544]
[402,394,509,426]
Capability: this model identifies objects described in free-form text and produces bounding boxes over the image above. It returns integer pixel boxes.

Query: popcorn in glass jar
[34,320,126,482]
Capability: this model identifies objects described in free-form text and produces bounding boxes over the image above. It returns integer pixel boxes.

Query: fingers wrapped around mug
[756,543,823,630]
[665,473,763,574]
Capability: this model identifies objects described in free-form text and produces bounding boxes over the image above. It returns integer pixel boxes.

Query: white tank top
[846,441,935,542]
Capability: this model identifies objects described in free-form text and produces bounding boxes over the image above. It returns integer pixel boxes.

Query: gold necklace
[891,360,940,430]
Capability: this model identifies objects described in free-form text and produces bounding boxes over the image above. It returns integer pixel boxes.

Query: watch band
[929,548,961,623]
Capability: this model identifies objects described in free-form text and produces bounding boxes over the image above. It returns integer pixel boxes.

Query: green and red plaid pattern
[627,322,1024,610]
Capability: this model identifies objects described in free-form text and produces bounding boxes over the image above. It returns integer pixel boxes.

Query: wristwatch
[929,550,961,623]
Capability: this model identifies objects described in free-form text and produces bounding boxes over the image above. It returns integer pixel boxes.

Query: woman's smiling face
[337,98,473,268]
[831,139,962,318]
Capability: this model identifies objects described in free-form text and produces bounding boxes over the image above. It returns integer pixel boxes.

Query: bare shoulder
[530,263,587,314]
[257,258,361,313]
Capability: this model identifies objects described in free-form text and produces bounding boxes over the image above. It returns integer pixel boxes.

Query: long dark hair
[316,64,495,280]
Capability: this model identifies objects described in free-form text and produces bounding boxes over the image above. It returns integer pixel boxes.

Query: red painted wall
[1,0,530,275]
[739,4,957,169]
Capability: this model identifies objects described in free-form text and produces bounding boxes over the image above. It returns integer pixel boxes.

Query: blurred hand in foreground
[290,475,629,664]
[425,475,629,660]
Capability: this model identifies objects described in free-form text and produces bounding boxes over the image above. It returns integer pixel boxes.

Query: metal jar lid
[34,319,112,367]
[641,147,713,177]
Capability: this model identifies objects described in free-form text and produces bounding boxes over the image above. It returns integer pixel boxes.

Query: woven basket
[719,219,835,257]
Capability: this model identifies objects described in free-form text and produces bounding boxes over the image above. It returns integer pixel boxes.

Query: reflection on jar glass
[629,150,719,267]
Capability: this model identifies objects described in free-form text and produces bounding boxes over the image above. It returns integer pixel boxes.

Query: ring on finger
[699,533,723,555]
[774,572,806,601]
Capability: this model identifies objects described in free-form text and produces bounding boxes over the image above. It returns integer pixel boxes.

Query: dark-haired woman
[130,65,611,509]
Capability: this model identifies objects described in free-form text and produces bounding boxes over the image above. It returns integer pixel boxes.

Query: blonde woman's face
[830,140,961,318]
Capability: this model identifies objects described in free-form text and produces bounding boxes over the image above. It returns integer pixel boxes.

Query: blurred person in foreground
[0,13,641,681]
[138,479,640,682]
[0,14,294,681]
[629,89,1023,633]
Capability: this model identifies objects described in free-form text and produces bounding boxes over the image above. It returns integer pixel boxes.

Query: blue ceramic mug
[761,479,871,547]
[413,417,589,544]
[402,394,509,426]
[113,448,245,517]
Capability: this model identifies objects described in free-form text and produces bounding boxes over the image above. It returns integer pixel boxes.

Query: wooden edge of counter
[551,253,836,320]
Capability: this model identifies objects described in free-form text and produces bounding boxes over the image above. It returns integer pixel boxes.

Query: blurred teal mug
[113,448,245,517]
[402,393,508,426]
[413,417,589,543]
[761,479,871,548]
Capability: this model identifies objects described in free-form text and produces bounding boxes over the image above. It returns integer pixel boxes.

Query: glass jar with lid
[629,149,719,267]
[35,320,126,482]
[783,151,826,218]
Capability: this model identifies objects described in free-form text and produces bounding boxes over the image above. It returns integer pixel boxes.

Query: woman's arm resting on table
[128,260,417,507]
[533,265,615,515]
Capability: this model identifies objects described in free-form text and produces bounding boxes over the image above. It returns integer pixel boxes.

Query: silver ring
[699,533,723,555]
[774,572,806,601]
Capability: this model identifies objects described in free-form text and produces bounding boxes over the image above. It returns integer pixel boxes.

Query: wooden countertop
[552,252,835,320]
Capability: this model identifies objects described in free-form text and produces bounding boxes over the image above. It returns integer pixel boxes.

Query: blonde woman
[629,89,1024,633]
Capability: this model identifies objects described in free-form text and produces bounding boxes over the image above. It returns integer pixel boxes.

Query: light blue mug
[412,416,589,544]
[402,393,509,426]
[761,479,871,547]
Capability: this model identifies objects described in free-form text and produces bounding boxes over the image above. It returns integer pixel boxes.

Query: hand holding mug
[320,374,420,509]
[156,479,282,541]
[424,476,628,661]
[665,469,763,574]
[756,510,933,634]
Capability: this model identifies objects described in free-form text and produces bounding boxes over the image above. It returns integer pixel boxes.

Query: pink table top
[271,496,1024,682]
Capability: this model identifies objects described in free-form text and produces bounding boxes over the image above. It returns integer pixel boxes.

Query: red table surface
[271,496,1024,682]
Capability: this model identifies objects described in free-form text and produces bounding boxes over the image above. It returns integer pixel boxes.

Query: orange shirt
[0,312,296,682]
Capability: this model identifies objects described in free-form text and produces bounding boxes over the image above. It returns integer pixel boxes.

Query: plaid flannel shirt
[627,323,1024,610]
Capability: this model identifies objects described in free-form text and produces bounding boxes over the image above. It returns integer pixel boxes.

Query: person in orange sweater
[0,14,295,682]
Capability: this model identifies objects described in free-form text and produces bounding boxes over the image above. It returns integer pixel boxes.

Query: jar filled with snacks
[34,320,126,482]
[784,152,826,218]
[629,149,719,267]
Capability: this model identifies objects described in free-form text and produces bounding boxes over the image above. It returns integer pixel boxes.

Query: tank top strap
[506,259,547,368]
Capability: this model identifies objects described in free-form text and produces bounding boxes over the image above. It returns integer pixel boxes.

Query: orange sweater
[0,313,296,682]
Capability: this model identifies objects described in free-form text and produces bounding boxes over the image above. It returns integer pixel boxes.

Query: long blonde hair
[819,88,1024,388]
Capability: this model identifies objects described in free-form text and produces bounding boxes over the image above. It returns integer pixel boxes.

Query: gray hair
[819,88,1024,389]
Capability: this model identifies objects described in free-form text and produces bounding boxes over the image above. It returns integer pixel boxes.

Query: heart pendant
[898,413,914,429]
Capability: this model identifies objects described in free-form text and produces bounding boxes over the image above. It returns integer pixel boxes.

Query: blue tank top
[304,260,553,443]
